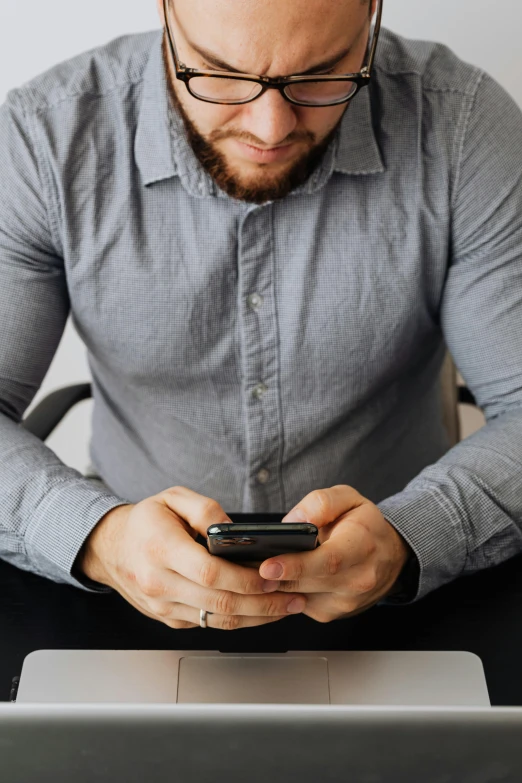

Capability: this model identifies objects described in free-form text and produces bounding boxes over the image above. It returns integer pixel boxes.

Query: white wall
[2,1,518,471]
[386,1,522,107]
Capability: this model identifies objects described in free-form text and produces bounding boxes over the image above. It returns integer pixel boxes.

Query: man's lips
[230,138,299,163]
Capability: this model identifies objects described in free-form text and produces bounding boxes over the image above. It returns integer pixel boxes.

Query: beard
[161,34,343,204]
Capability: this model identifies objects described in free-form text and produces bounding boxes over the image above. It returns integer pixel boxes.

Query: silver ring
[200,609,212,628]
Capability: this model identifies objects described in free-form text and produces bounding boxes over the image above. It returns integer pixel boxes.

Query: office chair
[21,353,478,447]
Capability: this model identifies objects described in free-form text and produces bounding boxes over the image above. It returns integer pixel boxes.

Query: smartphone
[206,519,318,564]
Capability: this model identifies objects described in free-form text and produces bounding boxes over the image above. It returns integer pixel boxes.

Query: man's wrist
[74,504,132,587]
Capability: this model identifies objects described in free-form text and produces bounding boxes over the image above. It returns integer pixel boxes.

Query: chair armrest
[21,383,92,442]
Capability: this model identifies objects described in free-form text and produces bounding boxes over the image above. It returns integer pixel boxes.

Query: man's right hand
[76,486,306,630]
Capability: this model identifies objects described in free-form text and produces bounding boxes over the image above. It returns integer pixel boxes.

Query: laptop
[2,702,522,783]
[16,649,490,706]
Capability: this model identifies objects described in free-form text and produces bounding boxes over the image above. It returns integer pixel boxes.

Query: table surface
[2,550,522,706]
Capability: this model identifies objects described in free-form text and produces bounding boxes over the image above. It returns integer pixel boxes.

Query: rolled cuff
[23,478,131,593]
[377,484,467,601]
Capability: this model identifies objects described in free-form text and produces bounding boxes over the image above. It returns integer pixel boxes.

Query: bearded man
[0,0,521,631]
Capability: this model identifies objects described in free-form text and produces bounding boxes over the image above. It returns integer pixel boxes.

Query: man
[0,0,521,631]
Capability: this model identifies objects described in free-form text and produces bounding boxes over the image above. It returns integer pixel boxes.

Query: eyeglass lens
[187,76,359,106]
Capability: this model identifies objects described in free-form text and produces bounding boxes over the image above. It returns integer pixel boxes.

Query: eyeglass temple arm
[363,0,384,75]
[162,0,185,70]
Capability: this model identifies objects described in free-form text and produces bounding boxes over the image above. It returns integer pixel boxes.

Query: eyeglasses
[162,0,383,108]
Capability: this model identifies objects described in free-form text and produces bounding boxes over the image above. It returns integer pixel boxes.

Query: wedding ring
[200,609,212,628]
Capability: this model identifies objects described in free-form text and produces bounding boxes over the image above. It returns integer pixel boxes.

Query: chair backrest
[440,351,460,448]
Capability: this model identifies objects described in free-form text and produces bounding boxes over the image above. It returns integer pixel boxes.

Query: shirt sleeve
[377,71,522,602]
[0,89,130,592]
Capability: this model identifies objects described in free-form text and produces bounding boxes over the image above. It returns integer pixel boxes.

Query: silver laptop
[16,649,490,706]
[2,702,522,783]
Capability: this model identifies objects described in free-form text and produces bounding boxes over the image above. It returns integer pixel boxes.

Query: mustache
[208,128,316,147]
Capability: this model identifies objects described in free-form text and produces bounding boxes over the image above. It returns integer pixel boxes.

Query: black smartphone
[206,518,318,563]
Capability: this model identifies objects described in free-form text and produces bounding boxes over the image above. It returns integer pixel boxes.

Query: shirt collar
[333,85,385,177]
[135,31,227,198]
[135,31,178,187]
[135,31,385,197]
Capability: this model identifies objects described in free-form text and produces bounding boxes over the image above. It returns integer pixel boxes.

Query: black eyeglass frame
[162,0,384,107]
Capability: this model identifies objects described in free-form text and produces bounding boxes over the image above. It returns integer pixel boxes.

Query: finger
[151,570,307,617]
[281,485,366,529]
[171,603,289,631]
[158,486,233,538]
[277,563,378,598]
[259,532,368,592]
[149,501,282,595]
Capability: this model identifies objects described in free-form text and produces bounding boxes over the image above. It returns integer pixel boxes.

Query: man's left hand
[259,485,411,622]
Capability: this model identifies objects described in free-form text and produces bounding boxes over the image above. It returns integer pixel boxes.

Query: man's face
[157,0,374,202]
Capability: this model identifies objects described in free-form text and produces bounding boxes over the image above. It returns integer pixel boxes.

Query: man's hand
[76,486,306,630]
[259,485,411,623]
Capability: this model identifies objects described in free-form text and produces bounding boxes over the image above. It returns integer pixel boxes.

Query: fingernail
[287,597,306,614]
[262,580,280,593]
[281,509,308,523]
[262,563,283,579]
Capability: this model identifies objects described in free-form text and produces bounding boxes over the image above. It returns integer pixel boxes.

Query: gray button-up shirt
[1,28,522,601]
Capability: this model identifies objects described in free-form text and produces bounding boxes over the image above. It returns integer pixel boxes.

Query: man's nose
[241,88,299,147]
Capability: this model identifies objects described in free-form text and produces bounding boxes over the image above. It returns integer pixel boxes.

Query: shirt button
[252,382,268,400]
[247,293,264,311]
[257,468,270,484]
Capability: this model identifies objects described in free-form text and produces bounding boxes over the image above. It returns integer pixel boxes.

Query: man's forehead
[174,0,367,72]
[175,0,364,36]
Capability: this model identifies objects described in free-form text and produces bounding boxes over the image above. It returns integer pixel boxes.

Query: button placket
[237,205,283,510]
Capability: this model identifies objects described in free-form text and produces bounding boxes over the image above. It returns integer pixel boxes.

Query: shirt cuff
[381,546,421,605]
[377,484,467,601]
[23,478,131,593]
